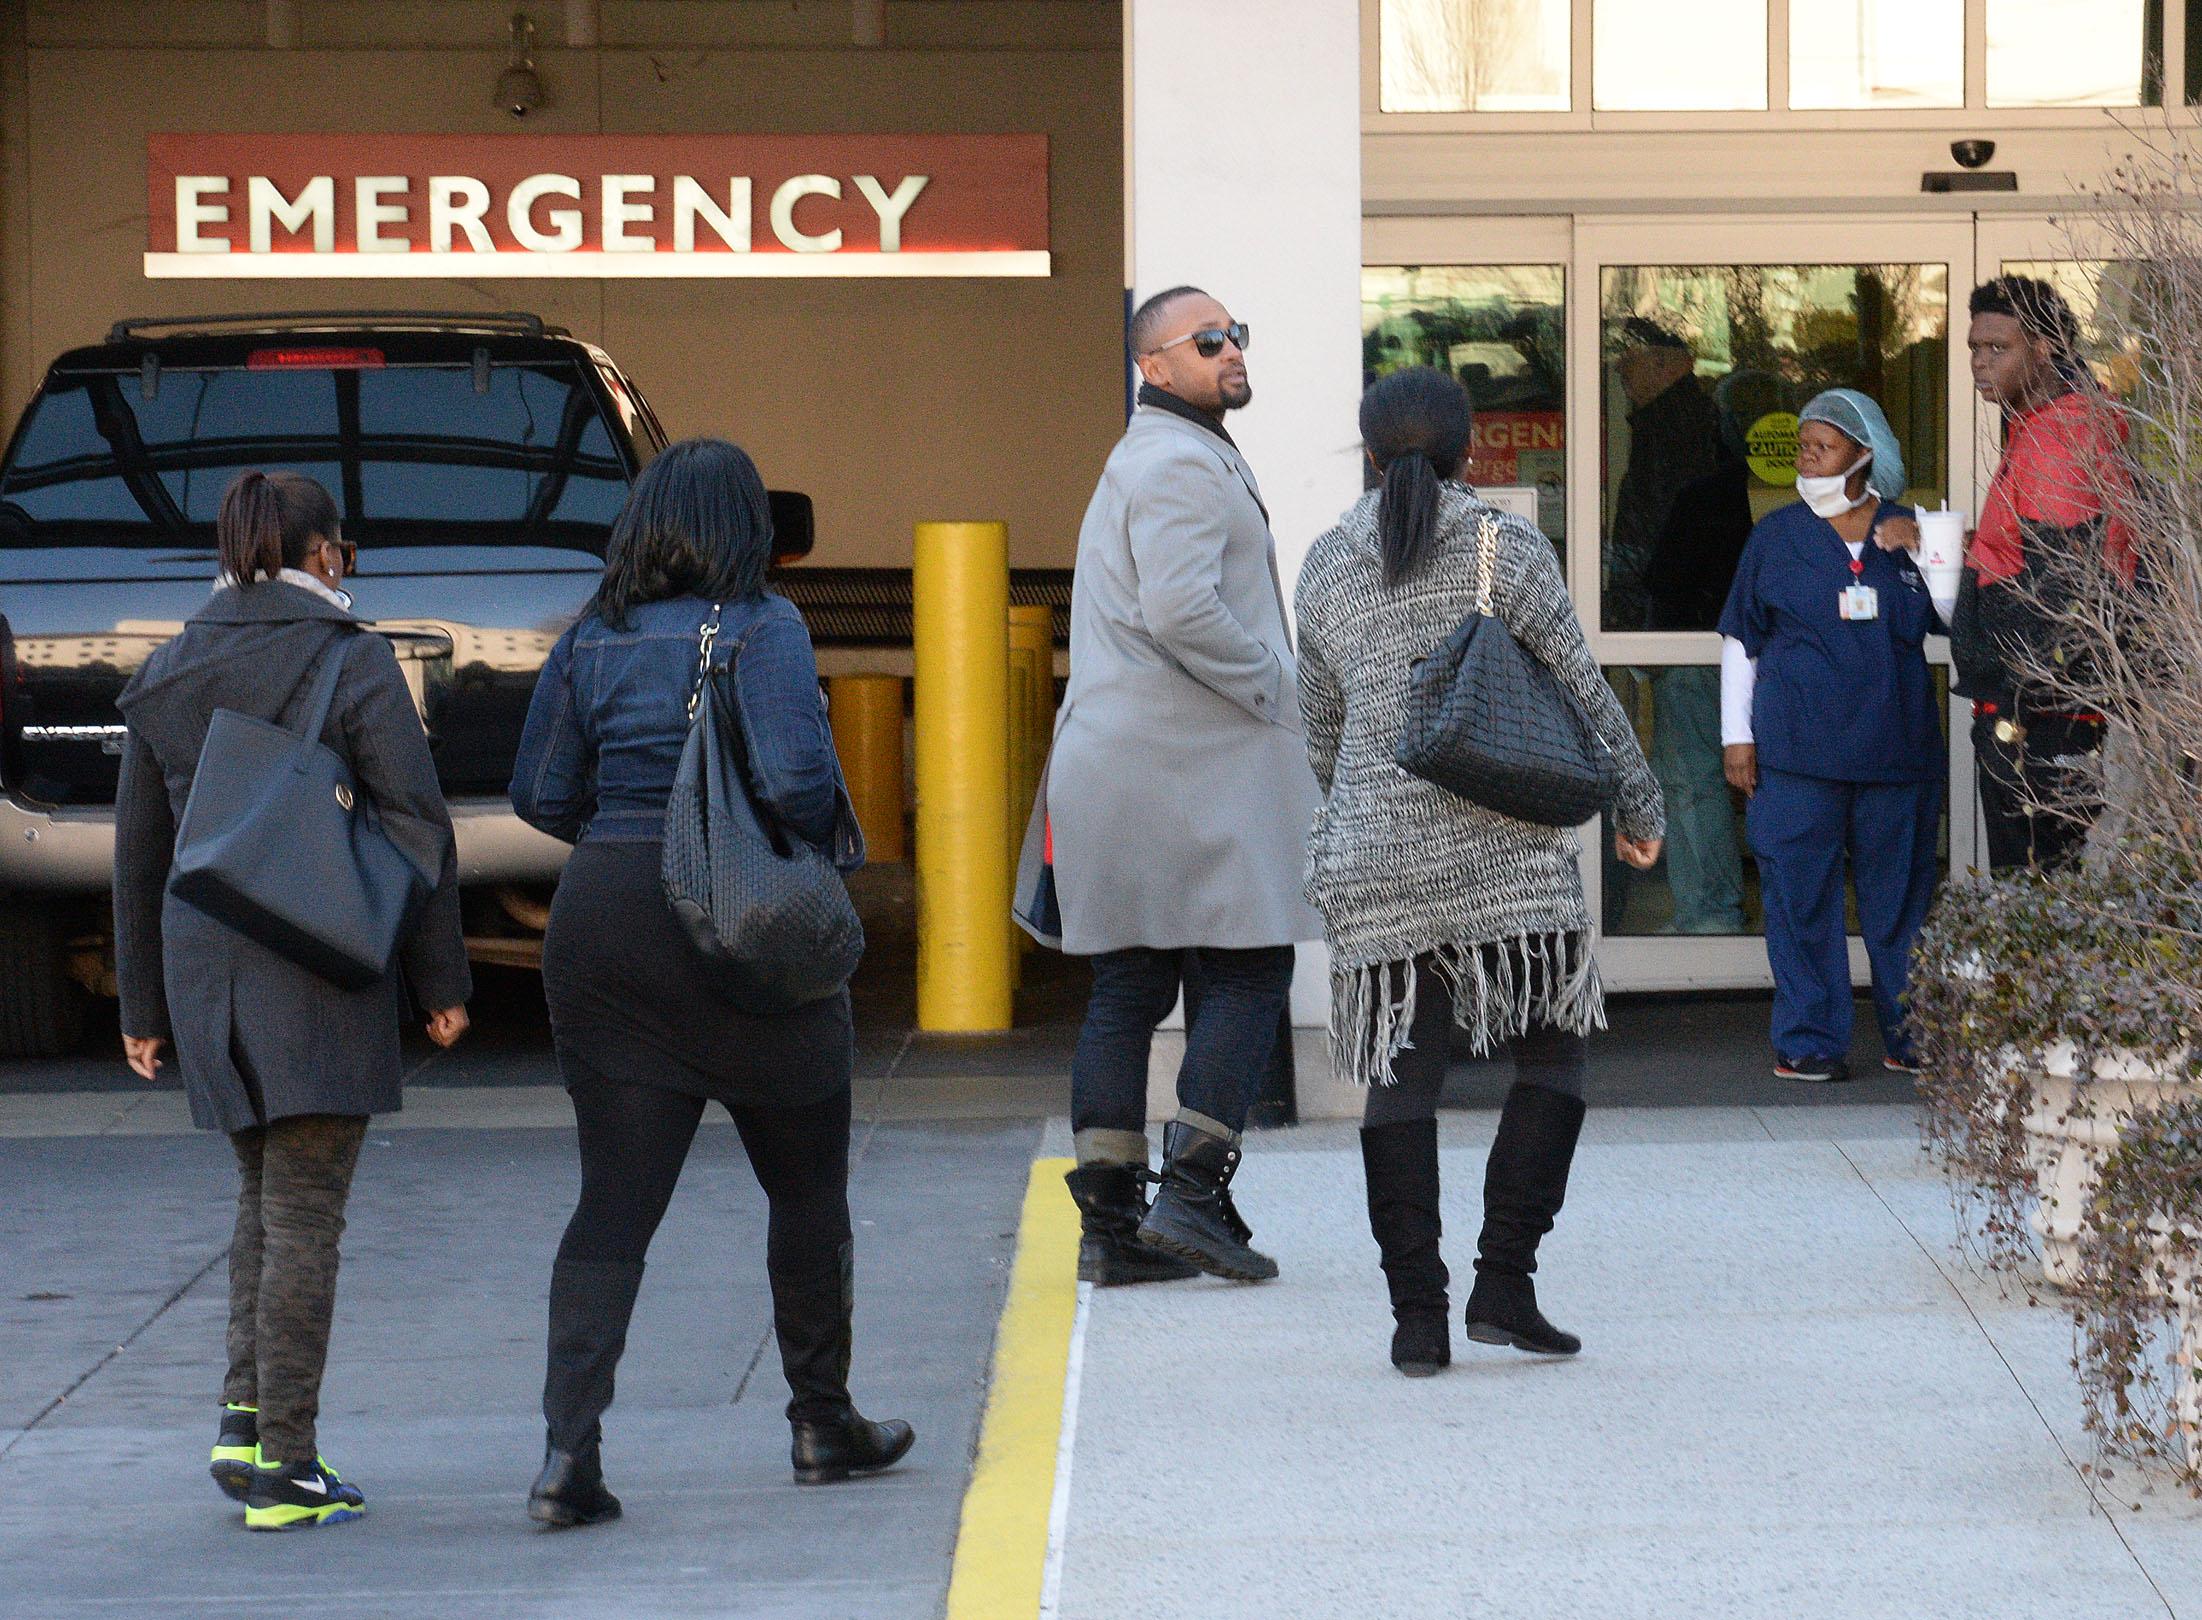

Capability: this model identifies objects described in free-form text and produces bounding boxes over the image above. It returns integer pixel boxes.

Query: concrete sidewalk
[1043,1107,2202,1620]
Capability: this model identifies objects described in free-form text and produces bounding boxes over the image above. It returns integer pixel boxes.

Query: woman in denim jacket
[510,438,911,1528]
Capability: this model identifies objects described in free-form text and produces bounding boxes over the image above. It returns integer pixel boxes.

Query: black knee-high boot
[532,1257,645,1526]
[1360,1119,1450,1376]
[772,1240,915,1485]
[1465,1081,1585,1356]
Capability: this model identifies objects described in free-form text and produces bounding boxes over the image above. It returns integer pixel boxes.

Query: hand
[1723,742,1759,798]
[425,1006,470,1048]
[123,1035,167,1082]
[1613,831,1662,870]
[1873,513,1921,553]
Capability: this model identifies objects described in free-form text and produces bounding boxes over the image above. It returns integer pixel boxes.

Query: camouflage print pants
[222,1115,368,1465]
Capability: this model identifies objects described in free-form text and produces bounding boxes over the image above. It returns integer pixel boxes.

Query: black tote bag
[1395,513,1620,827]
[660,606,866,1010]
[169,635,442,990]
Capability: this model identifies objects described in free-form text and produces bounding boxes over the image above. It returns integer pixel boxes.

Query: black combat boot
[1360,1119,1451,1376]
[773,1239,916,1486]
[1064,1162,1200,1286]
[534,1257,646,1521]
[1463,1082,1585,1356]
[1136,1120,1278,1282]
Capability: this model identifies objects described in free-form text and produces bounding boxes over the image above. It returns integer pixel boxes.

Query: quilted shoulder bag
[660,605,865,1008]
[1394,513,1620,827]
[169,634,442,989]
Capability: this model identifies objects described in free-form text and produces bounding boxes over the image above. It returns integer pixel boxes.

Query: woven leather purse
[1394,513,1620,827]
[661,606,865,1009]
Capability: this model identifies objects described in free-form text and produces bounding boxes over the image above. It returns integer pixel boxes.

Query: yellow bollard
[1004,659,1032,990]
[914,521,1013,1032]
[828,674,907,864]
[1005,604,1054,959]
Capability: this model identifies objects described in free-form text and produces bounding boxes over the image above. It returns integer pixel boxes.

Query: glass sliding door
[1573,218,1977,990]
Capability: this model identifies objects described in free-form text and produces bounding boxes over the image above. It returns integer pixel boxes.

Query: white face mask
[1795,453,1873,519]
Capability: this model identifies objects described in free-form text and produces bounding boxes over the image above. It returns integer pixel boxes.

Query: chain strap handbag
[1394,513,1620,827]
[660,605,865,1009]
[169,633,443,990]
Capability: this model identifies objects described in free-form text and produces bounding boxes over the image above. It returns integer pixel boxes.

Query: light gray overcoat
[1018,404,1323,954]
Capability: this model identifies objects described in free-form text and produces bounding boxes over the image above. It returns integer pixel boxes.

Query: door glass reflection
[1789,0,1963,109]
[1378,0,1572,112]
[1594,0,1767,110]
[1987,0,2154,107]
[1364,265,1568,548]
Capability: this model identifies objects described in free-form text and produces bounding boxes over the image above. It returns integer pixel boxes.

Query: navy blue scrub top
[1716,499,1945,784]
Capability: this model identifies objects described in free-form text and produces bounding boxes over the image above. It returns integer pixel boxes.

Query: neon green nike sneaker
[210,1405,257,1501]
[242,1446,366,1530]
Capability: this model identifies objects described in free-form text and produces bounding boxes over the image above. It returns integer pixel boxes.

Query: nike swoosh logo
[294,1475,329,1495]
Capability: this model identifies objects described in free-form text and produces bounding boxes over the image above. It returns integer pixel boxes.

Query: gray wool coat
[1018,403,1323,954]
[113,581,471,1134]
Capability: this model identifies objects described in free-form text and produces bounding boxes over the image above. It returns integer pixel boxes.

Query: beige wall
[2,14,1122,568]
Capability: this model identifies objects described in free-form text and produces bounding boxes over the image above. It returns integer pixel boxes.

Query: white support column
[1125,0,1363,1032]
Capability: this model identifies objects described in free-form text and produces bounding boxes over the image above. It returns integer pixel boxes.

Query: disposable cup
[1917,509,1965,598]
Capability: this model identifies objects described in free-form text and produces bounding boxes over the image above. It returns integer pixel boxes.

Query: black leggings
[1361,953,1587,1131]
[556,1073,853,1280]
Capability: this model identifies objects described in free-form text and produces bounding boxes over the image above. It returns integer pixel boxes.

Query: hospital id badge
[1839,584,1879,621]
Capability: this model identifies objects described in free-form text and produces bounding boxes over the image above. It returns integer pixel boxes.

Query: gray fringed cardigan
[1294,485,1665,1086]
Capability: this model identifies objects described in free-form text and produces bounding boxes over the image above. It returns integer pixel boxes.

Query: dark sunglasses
[1148,322,1250,360]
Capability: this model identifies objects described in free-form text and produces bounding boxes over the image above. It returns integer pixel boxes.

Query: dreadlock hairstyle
[214,471,341,586]
[1970,275,2087,384]
[1359,367,1474,588]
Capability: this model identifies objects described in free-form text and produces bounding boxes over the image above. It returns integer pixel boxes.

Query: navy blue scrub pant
[1747,767,1942,1065]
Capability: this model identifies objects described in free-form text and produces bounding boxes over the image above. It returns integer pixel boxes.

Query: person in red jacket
[1954,275,2135,869]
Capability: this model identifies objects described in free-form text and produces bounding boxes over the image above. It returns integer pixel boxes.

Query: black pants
[552,1073,855,1426]
[1361,952,1586,1130]
[1973,711,2103,871]
[1070,944,1294,1156]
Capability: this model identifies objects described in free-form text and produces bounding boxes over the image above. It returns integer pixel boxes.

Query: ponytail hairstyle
[1359,367,1473,587]
[215,470,342,585]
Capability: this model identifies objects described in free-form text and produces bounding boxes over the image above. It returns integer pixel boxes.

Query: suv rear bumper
[0,792,571,894]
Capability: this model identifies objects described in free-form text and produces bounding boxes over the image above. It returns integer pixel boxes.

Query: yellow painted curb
[944,1156,1081,1620]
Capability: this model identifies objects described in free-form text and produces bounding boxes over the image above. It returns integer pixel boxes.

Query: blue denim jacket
[510,592,860,864]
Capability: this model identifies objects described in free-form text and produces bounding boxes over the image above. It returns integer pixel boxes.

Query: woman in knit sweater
[1295,367,1665,1376]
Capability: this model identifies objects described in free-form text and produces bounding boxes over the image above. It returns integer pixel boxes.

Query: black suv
[0,310,719,1055]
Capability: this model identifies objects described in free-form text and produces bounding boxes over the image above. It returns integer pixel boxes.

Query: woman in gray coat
[114,471,471,1530]
[1296,369,1664,1377]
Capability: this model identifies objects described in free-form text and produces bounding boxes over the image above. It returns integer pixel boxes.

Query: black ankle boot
[1064,1163,1200,1286]
[1136,1121,1278,1282]
[541,1258,647,1456]
[528,1440,622,1527]
[791,1409,917,1485]
[1360,1119,1450,1377]
[1464,1081,1585,1357]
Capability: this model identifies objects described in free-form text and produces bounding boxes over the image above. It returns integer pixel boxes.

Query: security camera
[496,65,544,118]
[494,11,544,119]
[1951,139,1996,170]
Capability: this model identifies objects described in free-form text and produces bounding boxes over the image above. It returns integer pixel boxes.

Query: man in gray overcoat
[1021,285,1322,1285]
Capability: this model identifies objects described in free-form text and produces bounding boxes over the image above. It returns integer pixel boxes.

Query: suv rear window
[0,359,632,549]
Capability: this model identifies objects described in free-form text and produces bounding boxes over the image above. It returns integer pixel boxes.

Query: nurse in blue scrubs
[1717,389,1944,1083]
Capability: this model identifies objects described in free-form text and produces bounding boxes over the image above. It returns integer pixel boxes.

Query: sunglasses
[1148,322,1250,360]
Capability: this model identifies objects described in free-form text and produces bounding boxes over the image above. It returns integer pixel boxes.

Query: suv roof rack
[106,310,552,343]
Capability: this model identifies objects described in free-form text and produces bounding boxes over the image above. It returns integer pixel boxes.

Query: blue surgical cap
[1799,388,1907,501]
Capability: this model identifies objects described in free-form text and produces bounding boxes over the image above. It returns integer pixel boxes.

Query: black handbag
[1395,512,1621,827]
[660,605,865,1009]
[169,634,442,990]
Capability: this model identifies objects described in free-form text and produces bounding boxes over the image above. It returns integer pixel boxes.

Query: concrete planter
[2016,1043,2195,1289]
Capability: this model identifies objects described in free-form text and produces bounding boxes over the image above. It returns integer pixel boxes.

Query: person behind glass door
[510,438,910,1528]
[1297,367,1665,1375]
[113,470,472,1530]
[1717,390,1945,1084]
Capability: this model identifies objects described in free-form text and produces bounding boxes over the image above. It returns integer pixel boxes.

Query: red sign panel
[146,133,1050,278]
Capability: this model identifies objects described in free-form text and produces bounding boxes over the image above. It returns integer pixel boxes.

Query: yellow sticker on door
[1744,411,1801,485]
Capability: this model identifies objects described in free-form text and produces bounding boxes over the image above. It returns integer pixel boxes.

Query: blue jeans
[1071,945,1294,1151]
[1649,666,1746,933]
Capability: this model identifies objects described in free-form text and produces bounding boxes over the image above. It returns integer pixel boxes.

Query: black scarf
[1137,382,1236,448]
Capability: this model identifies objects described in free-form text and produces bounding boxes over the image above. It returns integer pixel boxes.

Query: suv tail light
[247,346,385,370]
